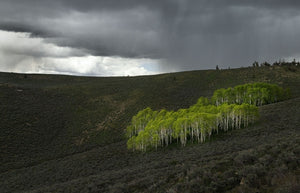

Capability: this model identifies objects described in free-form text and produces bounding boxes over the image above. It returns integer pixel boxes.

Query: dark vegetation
[0,65,299,192]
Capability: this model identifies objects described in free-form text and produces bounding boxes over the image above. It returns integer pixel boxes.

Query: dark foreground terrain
[0,66,299,192]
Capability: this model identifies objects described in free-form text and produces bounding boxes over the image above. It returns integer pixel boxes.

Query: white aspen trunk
[231,113,234,129]
[184,125,187,146]
[165,132,168,146]
[236,113,239,129]
[226,116,229,131]
[239,114,241,129]
[134,125,137,135]
[216,119,219,134]
[191,128,194,143]
[169,128,172,144]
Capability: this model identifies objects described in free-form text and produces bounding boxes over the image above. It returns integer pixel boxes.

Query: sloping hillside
[0,65,299,192]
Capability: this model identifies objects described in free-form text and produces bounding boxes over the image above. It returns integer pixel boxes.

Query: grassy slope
[0,65,299,192]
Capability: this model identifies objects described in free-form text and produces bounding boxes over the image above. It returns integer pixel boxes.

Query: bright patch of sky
[0,30,162,76]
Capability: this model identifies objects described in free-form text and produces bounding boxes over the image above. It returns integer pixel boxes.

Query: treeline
[126,83,288,151]
[252,59,300,67]
[212,82,290,106]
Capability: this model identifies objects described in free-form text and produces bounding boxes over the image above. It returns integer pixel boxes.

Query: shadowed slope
[0,65,299,192]
[0,98,299,193]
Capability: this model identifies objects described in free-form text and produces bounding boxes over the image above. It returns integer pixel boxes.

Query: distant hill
[0,65,299,192]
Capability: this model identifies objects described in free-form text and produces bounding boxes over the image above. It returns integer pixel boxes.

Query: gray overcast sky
[0,0,300,76]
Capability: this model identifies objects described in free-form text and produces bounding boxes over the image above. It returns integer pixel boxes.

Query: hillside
[0,65,299,192]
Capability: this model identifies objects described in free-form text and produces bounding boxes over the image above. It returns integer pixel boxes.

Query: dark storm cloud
[0,0,300,71]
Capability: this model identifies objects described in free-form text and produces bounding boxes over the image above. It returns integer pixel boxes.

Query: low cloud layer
[0,30,160,76]
[0,0,300,75]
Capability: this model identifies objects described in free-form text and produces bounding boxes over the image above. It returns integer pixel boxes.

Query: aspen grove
[211,82,290,106]
[126,83,289,151]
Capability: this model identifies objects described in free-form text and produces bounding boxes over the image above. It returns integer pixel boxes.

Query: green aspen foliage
[126,83,288,151]
[212,82,290,106]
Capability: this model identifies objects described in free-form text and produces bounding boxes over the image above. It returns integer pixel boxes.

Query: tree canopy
[211,82,290,106]
[126,83,288,151]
